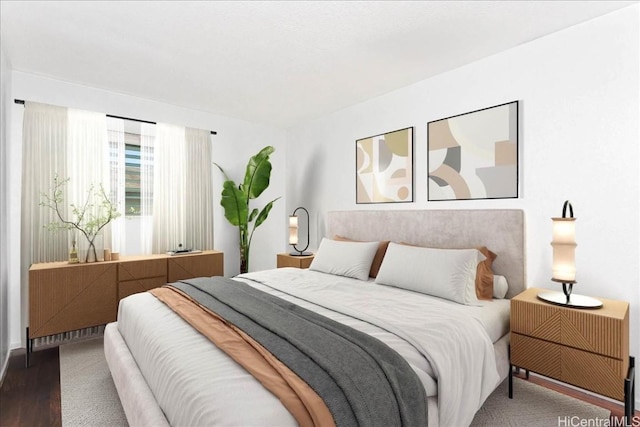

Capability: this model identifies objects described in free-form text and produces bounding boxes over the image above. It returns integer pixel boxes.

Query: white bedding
[116,268,504,426]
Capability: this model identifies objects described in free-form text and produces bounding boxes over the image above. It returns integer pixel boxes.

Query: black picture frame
[356,127,414,204]
[427,101,519,201]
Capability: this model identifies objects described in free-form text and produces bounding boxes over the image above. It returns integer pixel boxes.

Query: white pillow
[309,238,379,281]
[493,275,509,299]
[374,242,484,305]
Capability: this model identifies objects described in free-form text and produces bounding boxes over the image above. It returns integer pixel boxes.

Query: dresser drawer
[511,333,627,400]
[29,262,118,339]
[118,258,167,281]
[118,276,168,300]
[511,297,628,359]
[167,252,223,282]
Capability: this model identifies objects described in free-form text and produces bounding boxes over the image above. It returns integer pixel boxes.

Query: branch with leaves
[40,175,121,262]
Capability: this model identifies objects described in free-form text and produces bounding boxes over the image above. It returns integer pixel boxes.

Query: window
[124,142,142,215]
[123,140,154,216]
[24,103,213,260]
[108,120,153,217]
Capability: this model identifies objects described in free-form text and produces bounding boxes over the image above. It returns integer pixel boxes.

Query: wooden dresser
[28,250,223,362]
[510,287,634,420]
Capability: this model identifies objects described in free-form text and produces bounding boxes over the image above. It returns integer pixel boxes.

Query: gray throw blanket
[172,277,427,427]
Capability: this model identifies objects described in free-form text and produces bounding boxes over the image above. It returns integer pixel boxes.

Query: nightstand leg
[625,356,635,427]
[525,369,530,379]
[508,345,513,399]
[509,366,513,398]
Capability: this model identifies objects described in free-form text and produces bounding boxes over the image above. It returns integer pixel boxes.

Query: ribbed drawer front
[511,333,626,400]
[511,333,561,379]
[168,252,223,282]
[118,258,166,281]
[119,276,168,300]
[511,298,624,359]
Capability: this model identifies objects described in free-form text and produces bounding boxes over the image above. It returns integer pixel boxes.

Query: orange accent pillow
[475,246,497,301]
[399,242,496,301]
[333,235,390,278]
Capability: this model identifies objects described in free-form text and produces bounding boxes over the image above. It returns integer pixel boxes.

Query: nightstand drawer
[277,253,314,269]
[511,333,627,400]
[511,297,628,359]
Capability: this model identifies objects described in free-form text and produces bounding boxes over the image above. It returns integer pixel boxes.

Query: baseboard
[0,354,6,389]
[0,347,14,390]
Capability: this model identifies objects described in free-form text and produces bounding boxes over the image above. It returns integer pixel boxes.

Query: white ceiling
[1,1,635,128]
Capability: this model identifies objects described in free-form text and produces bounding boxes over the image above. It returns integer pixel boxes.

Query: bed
[104,209,526,427]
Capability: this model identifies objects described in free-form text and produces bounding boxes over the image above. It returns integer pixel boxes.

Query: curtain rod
[14,99,217,135]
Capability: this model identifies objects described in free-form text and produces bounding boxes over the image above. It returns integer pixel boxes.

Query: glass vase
[78,234,104,263]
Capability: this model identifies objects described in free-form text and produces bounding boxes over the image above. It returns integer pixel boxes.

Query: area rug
[60,337,610,426]
[470,376,610,426]
[59,337,127,426]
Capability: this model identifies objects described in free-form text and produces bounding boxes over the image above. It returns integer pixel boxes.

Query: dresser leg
[25,327,31,368]
[625,356,635,426]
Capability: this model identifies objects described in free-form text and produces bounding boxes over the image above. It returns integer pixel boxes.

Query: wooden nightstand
[510,287,635,421]
[277,253,314,269]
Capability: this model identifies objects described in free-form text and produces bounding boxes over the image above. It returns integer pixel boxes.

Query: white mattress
[428,293,510,343]
[244,269,510,343]
[116,268,505,426]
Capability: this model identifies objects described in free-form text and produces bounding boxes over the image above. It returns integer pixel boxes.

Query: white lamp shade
[552,218,576,244]
[288,215,299,245]
[551,217,577,283]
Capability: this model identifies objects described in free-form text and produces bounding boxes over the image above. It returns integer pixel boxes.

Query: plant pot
[240,247,249,274]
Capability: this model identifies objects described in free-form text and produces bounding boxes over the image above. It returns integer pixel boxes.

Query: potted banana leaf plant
[214,146,280,274]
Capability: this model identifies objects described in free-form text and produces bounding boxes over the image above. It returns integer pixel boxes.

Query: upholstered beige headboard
[326,209,526,299]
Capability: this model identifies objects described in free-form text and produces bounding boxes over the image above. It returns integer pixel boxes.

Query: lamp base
[289,251,312,257]
[537,291,603,309]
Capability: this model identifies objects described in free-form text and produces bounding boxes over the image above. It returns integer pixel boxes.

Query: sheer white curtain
[151,124,214,253]
[22,103,214,261]
[67,109,110,256]
[152,123,186,252]
[22,104,110,266]
[185,127,214,251]
[107,117,126,254]
[21,102,69,266]
[139,123,155,254]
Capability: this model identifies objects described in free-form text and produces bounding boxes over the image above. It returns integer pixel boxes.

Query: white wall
[0,40,12,380]
[287,5,640,404]
[7,72,288,348]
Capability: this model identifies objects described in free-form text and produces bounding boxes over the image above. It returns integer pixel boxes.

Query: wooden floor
[0,347,61,427]
[0,347,637,426]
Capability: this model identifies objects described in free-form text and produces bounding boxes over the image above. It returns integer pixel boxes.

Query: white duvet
[117,268,504,427]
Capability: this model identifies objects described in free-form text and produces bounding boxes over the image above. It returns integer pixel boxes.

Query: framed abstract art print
[356,127,413,204]
[428,101,519,201]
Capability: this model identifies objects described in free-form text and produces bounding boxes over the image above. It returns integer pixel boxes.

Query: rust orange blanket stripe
[150,287,335,427]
